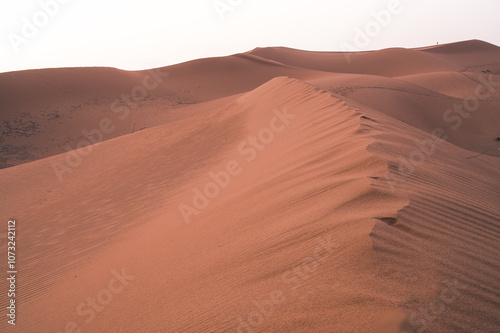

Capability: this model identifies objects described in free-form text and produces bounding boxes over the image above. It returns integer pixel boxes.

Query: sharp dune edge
[0,40,499,332]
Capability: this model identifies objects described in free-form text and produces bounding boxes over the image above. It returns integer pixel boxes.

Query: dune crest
[2,77,412,332]
[1,40,499,332]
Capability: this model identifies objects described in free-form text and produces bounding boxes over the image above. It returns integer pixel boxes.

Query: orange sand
[0,39,499,332]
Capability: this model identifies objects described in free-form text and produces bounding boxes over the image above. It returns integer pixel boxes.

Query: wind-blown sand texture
[1,39,499,332]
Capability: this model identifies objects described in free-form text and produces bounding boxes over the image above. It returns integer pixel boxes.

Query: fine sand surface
[0,40,499,332]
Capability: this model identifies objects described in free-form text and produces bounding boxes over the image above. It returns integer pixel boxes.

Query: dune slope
[363,106,500,333]
[0,40,499,333]
[3,40,499,168]
[0,54,317,168]
[1,77,411,332]
[249,46,463,77]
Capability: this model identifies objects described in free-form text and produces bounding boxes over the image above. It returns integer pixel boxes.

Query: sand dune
[365,106,500,333]
[0,40,499,332]
[419,40,500,73]
[0,54,317,168]
[308,72,500,155]
[3,40,499,168]
[249,46,463,77]
[1,77,410,332]
[397,71,500,98]
[251,39,500,76]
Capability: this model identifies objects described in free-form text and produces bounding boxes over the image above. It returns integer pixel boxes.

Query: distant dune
[0,40,499,332]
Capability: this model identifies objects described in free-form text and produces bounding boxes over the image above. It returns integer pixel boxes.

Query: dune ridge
[0,40,499,332]
[2,40,499,169]
[2,77,412,332]
[364,107,500,333]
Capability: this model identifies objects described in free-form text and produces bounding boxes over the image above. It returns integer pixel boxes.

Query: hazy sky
[2,0,500,73]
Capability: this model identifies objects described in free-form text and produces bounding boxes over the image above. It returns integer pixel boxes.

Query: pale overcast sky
[1,0,499,73]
